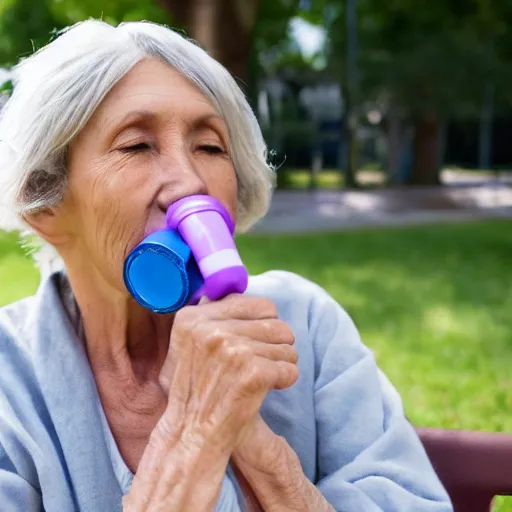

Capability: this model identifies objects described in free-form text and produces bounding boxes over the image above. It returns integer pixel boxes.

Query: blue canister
[123,229,203,314]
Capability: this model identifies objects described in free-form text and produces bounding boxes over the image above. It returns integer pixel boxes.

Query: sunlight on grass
[237,220,512,435]
[281,169,342,189]
[0,232,39,305]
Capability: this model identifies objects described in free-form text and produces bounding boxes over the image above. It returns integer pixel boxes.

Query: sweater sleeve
[0,445,41,511]
[308,285,453,511]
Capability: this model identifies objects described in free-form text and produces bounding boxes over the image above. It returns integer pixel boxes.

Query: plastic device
[123,195,249,314]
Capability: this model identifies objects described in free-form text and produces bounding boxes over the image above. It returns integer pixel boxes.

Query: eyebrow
[189,113,230,148]
[103,110,158,138]
[104,110,226,138]
[188,113,225,131]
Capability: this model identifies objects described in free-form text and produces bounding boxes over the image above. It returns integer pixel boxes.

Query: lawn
[1,221,511,510]
[274,166,512,190]
[276,168,384,189]
[241,221,512,433]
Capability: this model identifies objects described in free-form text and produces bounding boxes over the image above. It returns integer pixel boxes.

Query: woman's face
[54,58,238,291]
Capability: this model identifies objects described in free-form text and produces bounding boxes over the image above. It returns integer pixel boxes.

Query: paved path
[251,181,512,234]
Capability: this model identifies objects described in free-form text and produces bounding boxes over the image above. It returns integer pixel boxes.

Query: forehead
[89,58,217,129]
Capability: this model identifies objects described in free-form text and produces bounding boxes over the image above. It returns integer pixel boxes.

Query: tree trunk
[411,113,441,185]
[338,84,358,188]
[386,104,401,181]
[386,114,414,186]
[161,0,259,87]
[478,81,494,170]
[340,0,359,189]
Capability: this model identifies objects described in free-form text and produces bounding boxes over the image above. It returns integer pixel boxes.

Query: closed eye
[199,144,226,155]
[120,142,151,152]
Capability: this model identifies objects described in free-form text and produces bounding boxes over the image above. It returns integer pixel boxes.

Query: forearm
[124,432,229,512]
[233,438,334,512]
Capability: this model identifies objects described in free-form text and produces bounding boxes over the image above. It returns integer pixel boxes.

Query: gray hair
[0,20,274,271]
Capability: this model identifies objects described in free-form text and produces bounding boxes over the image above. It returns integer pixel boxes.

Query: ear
[23,207,70,246]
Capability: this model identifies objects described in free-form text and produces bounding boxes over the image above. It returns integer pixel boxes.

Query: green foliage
[0,0,306,84]
[0,0,173,67]
[255,0,300,56]
[0,0,61,65]
[50,0,172,27]
[255,0,324,74]
[0,78,12,93]
[301,0,512,118]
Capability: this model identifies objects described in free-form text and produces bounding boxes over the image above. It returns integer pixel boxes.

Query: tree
[304,0,512,185]
[299,0,359,188]
[358,0,503,184]
[53,0,298,95]
[0,0,172,66]
[50,0,171,26]
[161,0,302,95]
[160,0,259,87]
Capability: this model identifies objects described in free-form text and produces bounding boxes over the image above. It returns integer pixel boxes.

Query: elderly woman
[0,20,452,512]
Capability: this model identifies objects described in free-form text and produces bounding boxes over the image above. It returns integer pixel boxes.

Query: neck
[63,259,174,385]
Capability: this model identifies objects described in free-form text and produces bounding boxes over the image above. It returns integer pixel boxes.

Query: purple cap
[166,194,248,301]
[166,195,235,234]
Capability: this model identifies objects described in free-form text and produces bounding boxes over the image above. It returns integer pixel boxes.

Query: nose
[155,152,208,214]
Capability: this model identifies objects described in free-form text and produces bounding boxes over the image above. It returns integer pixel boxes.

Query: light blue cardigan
[0,270,453,511]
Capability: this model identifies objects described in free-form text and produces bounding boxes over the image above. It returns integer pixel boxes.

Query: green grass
[276,168,385,189]
[0,231,40,304]
[279,169,343,189]
[276,166,512,190]
[239,221,512,434]
[1,222,511,510]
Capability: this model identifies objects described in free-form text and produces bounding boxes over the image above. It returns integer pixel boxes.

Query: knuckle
[223,339,250,361]
[174,306,223,352]
[274,361,299,390]
[286,363,300,385]
[283,344,299,363]
[200,326,225,351]
[239,364,266,394]
[264,319,295,344]
[219,293,244,312]
[174,304,195,325]
[277,322,295,344]
[258,298,279,318]
[173,306,202,335]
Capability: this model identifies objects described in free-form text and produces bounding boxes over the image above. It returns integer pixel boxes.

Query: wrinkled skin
[26,58,333,511]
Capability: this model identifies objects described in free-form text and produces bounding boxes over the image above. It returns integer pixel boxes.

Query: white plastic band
[198,249,243,277]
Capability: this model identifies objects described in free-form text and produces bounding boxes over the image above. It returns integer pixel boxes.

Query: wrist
[173,424,231,483]
[234,438,334,512]
[130,425,230,511]
[177,437,230,510]
[233,437,302,506]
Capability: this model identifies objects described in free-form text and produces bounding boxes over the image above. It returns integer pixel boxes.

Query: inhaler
[123,195,248,313]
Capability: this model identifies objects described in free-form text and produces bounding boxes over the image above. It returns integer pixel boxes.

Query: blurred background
[0,1,511,509]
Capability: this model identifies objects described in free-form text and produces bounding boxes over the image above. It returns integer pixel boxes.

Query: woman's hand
[232,416,335,512]
[123,294,299,511]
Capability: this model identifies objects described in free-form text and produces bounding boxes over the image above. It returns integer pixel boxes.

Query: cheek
[75,158,150,262]
[201,162,239,220]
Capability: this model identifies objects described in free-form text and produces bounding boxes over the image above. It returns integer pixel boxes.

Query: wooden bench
[417,428,512,511]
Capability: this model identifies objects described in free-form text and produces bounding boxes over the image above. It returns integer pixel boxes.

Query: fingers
[228,337,298,364]
[274,361,300,389]
[198,295,211,305]
[251,358,299,392]
[195,294,279,321]
[219,319,295,346]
